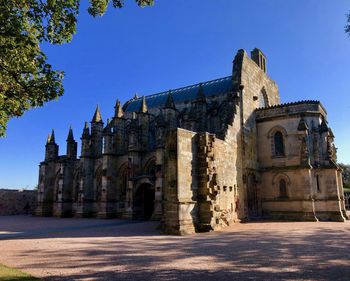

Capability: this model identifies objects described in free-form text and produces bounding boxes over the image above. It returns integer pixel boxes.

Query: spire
[165,90,175,109]
[92,105,102,123]
[45,129,58,161]
[66,126,77,159]
[46,133,51,144]
[49,129,56,143]
[82,122,90,138]
[133,93,139,99]
[114,99,124,118]
[67,126,74,142]
[139,96,148,113]
[196,83,206,102]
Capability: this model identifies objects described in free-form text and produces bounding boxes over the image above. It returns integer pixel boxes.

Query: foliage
[339,163,350,188]
[346,13,350,35]
[0,0,154,137]
[0,263,41,281]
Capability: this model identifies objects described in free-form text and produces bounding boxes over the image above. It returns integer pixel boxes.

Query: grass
[0,264,40,281]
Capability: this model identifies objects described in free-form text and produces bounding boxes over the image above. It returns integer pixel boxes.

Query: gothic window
[279,179,288,198]
[117,162,129,201]
[144,159,157,181]
[274,131,285,157]
[102,137,106,154]
[258,89,269,108]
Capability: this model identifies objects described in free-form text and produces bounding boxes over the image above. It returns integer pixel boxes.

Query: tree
[0,0,154,137]
[339,163,350,189]
[346,13,350,35]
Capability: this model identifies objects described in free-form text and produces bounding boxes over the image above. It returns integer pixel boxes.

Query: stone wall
[230,49,280,220]
[162,127,241,234]
[256,102,347,221]
[206,134,239,226]
[0,189,37,215]
[162,128,198,235]
[238,50,280,172]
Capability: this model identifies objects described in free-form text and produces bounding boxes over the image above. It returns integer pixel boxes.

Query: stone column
[35,163,56,216]
[152,149,164,220]
[97,155,118,218]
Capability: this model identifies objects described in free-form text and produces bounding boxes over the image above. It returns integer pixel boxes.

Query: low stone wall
[0,189,37,215]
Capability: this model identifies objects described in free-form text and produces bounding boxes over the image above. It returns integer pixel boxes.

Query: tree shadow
[0,216,350,280]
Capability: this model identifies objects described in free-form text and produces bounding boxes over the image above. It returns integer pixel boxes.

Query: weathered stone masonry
[0,189,37,215]
[36,49,348,234]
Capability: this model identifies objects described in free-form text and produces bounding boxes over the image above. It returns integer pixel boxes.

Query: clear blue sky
[1,0,349,189]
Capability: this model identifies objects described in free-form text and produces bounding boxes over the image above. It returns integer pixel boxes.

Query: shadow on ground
[0,216,349,281]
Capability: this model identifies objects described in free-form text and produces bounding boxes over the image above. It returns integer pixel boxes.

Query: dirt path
[0,216,349,281]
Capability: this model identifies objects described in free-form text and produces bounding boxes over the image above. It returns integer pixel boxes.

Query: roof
[255,100,329,122]
[255,100,321,111]
[123,76,233,112]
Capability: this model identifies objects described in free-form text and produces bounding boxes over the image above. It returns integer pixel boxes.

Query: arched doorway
[134,183,155,220]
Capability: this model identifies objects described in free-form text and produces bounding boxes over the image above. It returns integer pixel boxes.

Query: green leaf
[0,0,155,137]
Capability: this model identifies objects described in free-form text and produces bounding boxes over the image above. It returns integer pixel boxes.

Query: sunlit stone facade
[36,49,348,234]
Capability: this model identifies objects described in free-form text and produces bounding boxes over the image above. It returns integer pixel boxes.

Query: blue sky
[1,0,349,189]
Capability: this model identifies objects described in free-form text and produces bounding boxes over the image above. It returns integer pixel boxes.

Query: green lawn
[0,264,40,281]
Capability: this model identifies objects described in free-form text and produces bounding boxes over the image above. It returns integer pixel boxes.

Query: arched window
[279,179,288,198]
[274,131,285,156]
[258,90,269,108]
[144,158,157,181]
[116,163,129,201]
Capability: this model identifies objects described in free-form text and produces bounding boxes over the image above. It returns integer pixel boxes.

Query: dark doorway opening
[247,174,261,219]
[134,183,155,220]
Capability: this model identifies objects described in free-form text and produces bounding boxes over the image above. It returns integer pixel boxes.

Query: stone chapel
[35,49,348,234]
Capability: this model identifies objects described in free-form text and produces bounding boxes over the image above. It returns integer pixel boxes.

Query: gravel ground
[0,215,349,281]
